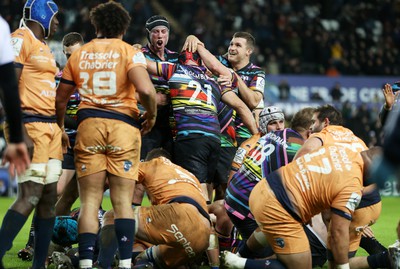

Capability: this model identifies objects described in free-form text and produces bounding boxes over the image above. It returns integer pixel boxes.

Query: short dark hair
[62,32,84,47]
[145,148,171,161]
[89,1,131,38]
[233,32,255,50]
[314,104,343,125]
[291,107,315,132]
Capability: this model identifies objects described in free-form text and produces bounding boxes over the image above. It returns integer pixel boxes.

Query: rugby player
[97,148,211,269]
[294,104,387,269]
[146,50,257,203]
[140,15,179,160]
[55,2,157,268]
[0,1,61,268]
[184,32,265,146]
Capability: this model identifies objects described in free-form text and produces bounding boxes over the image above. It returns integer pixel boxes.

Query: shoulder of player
[11,27,30,41]
[247,64,266,75]
[236,63,265,76]
[164,47,179,57]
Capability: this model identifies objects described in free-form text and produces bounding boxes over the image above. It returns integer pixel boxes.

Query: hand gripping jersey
[267,145,364,223]
[11,27,58,116]
[218,56,265,140]
[61,38,146,123]
[225,128,304,220]
[156,62,232,141]
[138,157,207,212]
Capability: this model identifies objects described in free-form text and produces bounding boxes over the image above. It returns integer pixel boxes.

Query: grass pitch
[0,196,398,269]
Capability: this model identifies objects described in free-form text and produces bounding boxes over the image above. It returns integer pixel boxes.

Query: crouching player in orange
[222,146,381,269]
[294,105,387,268]
[98,148,211,269]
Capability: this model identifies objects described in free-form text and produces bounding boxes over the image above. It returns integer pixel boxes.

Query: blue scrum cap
[23,0,58,38]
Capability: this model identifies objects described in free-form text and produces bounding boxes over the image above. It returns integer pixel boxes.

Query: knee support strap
[46,159,62,184]
[18,163,47,184]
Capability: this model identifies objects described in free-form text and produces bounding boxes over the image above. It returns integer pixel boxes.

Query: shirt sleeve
[127,48,147,71]
[60,59,75,85]
[249,71,265,95]
[331,185,362,220]
[11,30,30,66]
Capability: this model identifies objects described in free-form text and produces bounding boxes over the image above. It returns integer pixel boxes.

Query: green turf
[0,196,398,268]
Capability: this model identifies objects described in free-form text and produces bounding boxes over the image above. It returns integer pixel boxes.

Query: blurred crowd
[2,0,400,76]
[0,0,394,148]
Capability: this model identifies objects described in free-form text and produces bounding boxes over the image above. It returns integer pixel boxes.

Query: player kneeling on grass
[96,148,211,269]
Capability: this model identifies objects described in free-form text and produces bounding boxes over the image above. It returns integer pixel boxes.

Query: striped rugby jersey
[142,45,178,130]
[225,128,304,220]
[218,56,265,141]
[157,62,232,141]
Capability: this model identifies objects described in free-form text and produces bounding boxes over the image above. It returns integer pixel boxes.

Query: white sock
[79,259,92,268]
[119,258,132,268]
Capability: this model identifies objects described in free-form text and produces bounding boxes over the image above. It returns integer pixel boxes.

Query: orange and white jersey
[277,145,364,223]
[138,157,208,211]
[61,38,147,118]
[310,125,368,152]
[11,27,58,116]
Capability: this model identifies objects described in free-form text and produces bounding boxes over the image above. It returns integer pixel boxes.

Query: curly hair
[89,1,131,38]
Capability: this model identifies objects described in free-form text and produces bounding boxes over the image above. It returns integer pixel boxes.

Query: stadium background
[0,0,399,195]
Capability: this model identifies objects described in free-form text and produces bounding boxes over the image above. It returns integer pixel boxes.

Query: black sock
[115,219,135,260]
[360,235,388,255]
[79,233,98,261]
[27,214,36,247]
[0,210,27,257]
[32,216,55,268]
[97,225,118,268]
[245,259,286,269]
[367,251,391,269]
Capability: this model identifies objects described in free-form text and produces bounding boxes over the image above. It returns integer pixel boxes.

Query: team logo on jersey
[256,76,265,90]
[11,37,23,57]
[40,79,57,89]
[275,237,285,248]
[123,160,132,172]
[233,147,246,164]
[81,165,86,172]
[133,51,146,65]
